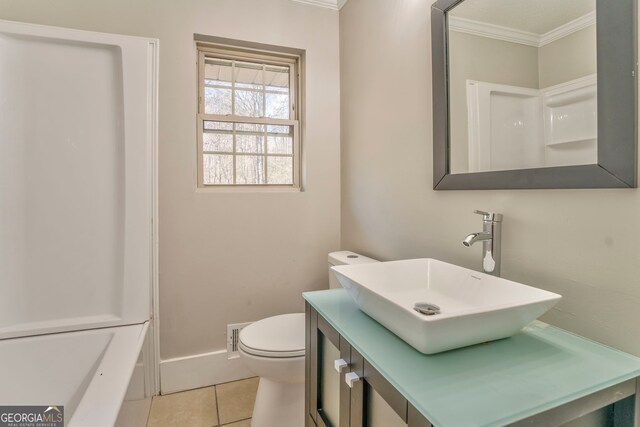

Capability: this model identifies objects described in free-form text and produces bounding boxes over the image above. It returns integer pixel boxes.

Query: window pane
[265,65,289,92]
[237,134,264,153]
[235,61,263,90]
[267,124,290,134]
[235,123,265,153]
[236,123,265,133]
[204,58,233,86]
[203,154,233,185]
[267,125,293,154]
[204,121,233,131]
[204,87,232,115]
[267,136,292,155]
[235,90,264,117]
[236,155,265,184]
[267,156,293,184]
[203,133,233,152]
[266,92,290,119]
[205,79,231,87]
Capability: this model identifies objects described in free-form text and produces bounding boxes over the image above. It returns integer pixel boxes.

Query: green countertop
[303,289,640,427]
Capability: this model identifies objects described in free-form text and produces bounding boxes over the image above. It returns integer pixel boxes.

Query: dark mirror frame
[432,0,638,190]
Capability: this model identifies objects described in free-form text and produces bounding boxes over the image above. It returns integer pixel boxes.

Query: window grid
[202,122,295,185]
[196,45,300,188]
[232,60,236,121]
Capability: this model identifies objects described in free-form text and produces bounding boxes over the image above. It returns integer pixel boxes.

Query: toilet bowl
[238,313,305,427]
[238,252,379,426]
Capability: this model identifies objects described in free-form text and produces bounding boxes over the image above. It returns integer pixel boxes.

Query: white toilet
[238,251,378,427]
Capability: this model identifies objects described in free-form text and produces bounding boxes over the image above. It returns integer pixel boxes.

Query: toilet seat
[239,313,305,358]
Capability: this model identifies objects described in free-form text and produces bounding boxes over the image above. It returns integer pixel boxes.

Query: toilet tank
[328,251,379,289]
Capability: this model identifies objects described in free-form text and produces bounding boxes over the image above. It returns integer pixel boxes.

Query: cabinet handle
[345,372,360,388]
[334,359,348,373]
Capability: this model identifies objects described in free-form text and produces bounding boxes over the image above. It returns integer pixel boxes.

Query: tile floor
[147,377,259,427]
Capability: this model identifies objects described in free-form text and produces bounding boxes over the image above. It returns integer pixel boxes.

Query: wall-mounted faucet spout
[463,210,503,276]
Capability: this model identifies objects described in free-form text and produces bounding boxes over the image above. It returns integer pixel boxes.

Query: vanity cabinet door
[307,304,351,427]
[346,345,432,427]
[307,306,433,427]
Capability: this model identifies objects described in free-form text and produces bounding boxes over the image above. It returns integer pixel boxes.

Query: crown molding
[291,0,338,10]
[540,11,596,46]
[449,16,540,47]
[291,0,349,10]
[449,11,596,48]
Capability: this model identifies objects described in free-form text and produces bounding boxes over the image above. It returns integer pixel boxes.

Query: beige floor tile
[221,419,251,427]
[216,377,260,424]
[146,386,218,427]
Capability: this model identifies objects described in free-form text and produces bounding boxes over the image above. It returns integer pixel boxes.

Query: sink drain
[414,303,441,316]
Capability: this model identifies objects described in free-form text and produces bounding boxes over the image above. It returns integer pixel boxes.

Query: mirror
[431,0,637,189]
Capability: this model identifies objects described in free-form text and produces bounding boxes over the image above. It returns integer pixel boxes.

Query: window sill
[195,185,302,194]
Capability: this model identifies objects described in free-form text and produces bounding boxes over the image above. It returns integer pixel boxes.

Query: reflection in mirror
[448,0,597,174]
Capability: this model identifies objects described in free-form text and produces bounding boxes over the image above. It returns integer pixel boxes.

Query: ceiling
[449,0,595,34]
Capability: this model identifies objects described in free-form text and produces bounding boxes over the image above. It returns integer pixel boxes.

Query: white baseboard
[159,350,254,394]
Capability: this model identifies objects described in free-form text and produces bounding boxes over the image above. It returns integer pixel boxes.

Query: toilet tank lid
[328,251,379,266]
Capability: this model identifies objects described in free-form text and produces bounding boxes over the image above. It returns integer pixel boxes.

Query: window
[197,44,301,188]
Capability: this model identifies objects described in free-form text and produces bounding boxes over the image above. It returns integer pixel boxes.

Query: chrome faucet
[463,210,503,276]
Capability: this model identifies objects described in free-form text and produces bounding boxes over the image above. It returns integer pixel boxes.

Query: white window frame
[196,44,301,190]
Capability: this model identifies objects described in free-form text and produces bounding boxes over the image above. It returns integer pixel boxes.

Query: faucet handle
[474,210,503,222]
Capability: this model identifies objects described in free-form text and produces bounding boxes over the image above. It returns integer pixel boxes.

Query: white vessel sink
[331,258,561,354]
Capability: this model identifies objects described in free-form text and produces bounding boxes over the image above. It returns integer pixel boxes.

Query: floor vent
[227,322,252,359]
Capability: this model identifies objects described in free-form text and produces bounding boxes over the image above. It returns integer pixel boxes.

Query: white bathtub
[0,19,157,427]
[0,322,149,427]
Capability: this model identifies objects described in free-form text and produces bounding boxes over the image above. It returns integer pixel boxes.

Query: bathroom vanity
[304,290,640,427]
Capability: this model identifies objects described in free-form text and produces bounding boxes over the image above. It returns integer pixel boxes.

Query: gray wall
[340,0,640,357]
[0,0,341,360]
[539,25,597,88]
